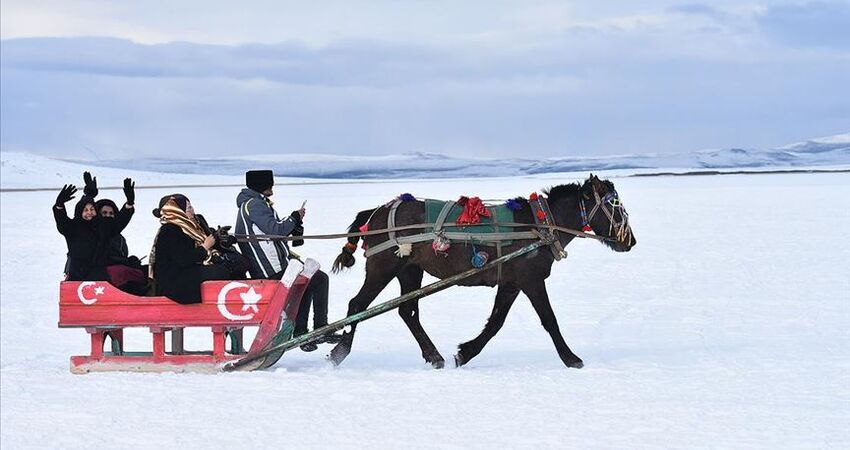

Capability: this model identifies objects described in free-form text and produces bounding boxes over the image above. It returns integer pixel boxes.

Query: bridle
[579,186,634,245]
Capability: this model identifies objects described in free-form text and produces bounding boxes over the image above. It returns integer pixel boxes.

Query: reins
[235,221,612,244]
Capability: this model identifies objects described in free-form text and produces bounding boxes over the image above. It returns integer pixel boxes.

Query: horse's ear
[581,178,592,199]
[590,175,605,192]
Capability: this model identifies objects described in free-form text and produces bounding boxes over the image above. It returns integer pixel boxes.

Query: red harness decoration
[359,223,370,250]
[456,196,491,225]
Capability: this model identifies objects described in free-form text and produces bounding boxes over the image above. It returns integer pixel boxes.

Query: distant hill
[68,134,849,179]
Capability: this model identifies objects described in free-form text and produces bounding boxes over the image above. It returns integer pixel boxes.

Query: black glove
[55,184,77,207]
[83,172,98,197]
[291,224,304,247]
[123,178,135,205]
[290,210,303,226]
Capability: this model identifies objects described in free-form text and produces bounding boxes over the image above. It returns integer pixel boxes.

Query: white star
[94,286,105,295]
[240,287,262,313]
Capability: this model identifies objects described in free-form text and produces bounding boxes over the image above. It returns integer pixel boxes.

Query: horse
[329,174,636,369]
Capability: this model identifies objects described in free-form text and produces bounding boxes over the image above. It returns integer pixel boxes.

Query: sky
[1,1,849,159]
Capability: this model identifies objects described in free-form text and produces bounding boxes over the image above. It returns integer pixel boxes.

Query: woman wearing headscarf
[53,177,136,281]
[149,194,248,304]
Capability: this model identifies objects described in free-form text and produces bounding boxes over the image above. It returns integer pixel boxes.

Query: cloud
[2,4,849,159]
[757,1,850,49]
[0,37,477,88]
[667,3,727,20]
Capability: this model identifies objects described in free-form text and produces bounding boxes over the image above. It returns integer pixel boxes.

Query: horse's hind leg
[396,266,445,368]
[454,284,520,367]
[522,280,584,369]
[328,263,397,366]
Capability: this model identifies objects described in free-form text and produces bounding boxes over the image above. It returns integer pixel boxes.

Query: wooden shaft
[224,240,545,372]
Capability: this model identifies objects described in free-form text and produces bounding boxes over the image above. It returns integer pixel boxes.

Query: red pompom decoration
[536,210,546,220]
[582,225,593,232]
[529,192,539,201]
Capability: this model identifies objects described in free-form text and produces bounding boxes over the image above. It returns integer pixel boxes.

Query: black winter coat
[153,223,229,304]
[107,234,130,264]
[63,233,130,275]
[54,197,134,281]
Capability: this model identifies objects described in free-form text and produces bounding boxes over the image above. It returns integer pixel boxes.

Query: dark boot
[317,331,344,344]
[299,342,318,352]
[293,329,318,352]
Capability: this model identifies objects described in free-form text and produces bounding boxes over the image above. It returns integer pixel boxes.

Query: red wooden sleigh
[58,259,319,374]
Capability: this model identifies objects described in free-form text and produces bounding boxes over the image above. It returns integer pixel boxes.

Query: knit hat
[246,170,274,193]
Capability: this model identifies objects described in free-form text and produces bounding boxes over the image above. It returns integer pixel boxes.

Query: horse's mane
[543,182,582,201]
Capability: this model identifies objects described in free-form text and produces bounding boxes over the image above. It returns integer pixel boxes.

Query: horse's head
[580,175,636,252]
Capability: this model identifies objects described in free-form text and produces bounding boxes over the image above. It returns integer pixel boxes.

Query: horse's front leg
[521,280,584,368]
[397,266,445,368]
[329,267,396,366]
[455,283,520,367]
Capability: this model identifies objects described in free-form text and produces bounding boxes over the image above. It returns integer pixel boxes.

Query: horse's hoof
[328,344,350,366]
[431,359,445,369]
[566,360,584,369]
[453,353,466,367]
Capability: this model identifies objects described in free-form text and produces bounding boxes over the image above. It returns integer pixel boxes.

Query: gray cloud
[1,37,521,88]
[757,1,850,49]
[2,4,849,160]
[667,3,725,19]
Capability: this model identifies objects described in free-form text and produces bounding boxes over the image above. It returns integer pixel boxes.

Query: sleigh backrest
[58,279,295,328]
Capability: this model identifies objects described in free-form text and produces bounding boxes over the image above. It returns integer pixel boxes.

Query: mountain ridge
[59,134,848,179]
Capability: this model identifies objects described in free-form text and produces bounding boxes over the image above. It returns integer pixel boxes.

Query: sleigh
[58,240,553,374]
[58,259,320,374]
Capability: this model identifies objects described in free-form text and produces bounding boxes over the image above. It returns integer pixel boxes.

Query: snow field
[1,169,849,449]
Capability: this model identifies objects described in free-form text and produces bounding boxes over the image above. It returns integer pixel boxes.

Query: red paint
[59,277,311,373]
[248,276,309,353]
[60,280,282,327]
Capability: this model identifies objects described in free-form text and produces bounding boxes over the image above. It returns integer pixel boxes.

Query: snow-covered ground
[1,157,848,448]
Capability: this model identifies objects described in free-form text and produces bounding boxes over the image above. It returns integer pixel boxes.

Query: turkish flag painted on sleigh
[58,280,290,328]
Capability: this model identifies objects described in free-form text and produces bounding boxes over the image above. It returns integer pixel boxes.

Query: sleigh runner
[59,259,319,374]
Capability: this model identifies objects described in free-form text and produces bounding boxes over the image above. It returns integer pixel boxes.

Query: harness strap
[433,201,456,233]
[530,196,567,261]
[386,199,404,254]
[489,205,503,281]
[364,230,540,258]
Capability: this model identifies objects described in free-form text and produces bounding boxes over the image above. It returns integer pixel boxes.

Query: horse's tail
[332,209,373,273]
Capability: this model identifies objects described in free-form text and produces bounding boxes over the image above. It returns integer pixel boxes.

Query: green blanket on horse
[424,199,516,243]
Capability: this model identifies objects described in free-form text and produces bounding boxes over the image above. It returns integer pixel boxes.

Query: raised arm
[108,178,135,235]
[53,184,77,236]
[83,171,98,198]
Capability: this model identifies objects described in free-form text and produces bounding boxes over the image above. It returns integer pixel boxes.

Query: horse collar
[529,193,567,261]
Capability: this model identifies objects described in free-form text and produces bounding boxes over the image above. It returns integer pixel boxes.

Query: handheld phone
[301,200,307,209]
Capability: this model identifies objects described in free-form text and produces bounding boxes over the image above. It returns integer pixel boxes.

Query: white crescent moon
[77,282,98,305]
[217,281,255,321]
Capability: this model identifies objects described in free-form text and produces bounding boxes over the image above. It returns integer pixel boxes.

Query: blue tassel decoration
[504,199,523,211]
[399,193,416,202]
